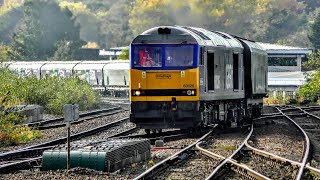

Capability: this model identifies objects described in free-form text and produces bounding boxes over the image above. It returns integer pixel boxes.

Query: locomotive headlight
[187,90,192,96]
[191,90,195,95]
[135,91,141,96]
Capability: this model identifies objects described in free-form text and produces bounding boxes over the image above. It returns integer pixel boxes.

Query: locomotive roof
[236,38,267,55]
[132,26,243,49]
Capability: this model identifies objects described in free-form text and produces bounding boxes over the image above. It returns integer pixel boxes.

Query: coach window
[133,46,162,67]
[233,53,239,90]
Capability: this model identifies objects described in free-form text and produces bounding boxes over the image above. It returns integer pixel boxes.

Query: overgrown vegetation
[0,112,41,146]
[0,68,100,146]
[264,96,291,105]
[0,68,100,114]
[117,48,129,60]
[299,71,320,103]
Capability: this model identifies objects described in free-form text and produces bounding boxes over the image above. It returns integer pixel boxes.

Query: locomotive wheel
[152,129,157,134]
[226,121,232,128]
[145,129,150,135]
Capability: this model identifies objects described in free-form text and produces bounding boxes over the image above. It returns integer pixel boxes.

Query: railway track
[25,106,124,130]
[0,116,137,173]
[198,110,314,180]
[0,110,130,153]
[0,121,206,175]
[4,106,320,179]
[134,107,320,179]
[276,105,320,177]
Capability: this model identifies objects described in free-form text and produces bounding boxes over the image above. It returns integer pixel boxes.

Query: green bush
[0,68,100,114]
[299,70,320,102]
[263,95,291,105]
[0,112,41,146]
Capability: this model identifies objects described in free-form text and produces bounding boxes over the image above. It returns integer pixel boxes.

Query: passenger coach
[129,26,268,133]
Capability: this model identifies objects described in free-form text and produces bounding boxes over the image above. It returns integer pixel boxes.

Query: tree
[59,1,100,42]
[309,11,320,50]
[12,0,85,60]
[0,7,23,44]
[0,45,17,62]
[299,70,320,101]
[303,50,320,70]
[117,48,129,60]
[99,0,134,48]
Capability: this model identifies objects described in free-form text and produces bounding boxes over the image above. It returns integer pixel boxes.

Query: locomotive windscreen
[133,46,162,67]
[131,44,197,69]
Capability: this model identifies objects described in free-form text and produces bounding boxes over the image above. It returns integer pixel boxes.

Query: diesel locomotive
[129,26,268,132]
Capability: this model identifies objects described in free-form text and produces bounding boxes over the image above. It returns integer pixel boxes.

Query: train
[1,60,130,97]
[129,26,268,133]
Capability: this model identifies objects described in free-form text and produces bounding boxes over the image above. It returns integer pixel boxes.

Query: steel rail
[301,106,320,110]
[205,124,254,179]
[133,128,215,180]
[0,126,139,174]
[0,146,55,161]
[25,106,123,128]
[0,157,42,174]
[196,142,270,180]
[37,109,125,130]
[245,141,320,177]
[293,105,320,121]
[0,117,131,160]
[275,107,310,180]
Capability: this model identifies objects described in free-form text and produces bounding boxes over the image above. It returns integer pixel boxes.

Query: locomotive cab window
[165,45,194,67]
[133,46,162,67]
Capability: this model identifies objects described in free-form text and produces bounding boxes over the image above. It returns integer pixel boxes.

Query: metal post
[64,104,78,171]
[67,121,71,170]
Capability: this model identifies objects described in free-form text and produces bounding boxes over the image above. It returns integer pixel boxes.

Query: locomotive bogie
[130,101,201,129]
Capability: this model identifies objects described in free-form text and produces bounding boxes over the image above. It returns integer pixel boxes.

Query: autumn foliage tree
[12,0,84,60]
[309,11,320,50]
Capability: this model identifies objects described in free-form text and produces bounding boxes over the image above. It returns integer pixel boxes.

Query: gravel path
[0,111,129,153]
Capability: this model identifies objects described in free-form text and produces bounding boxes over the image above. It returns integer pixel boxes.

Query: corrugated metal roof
[257,42,313,54]
[268,78,305,86]
[267,71,314,86]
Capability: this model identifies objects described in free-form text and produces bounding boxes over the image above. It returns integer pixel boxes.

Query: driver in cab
[139,48,155,67]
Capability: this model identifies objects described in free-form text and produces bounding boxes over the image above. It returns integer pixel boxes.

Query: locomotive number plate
[183,84,195,88]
